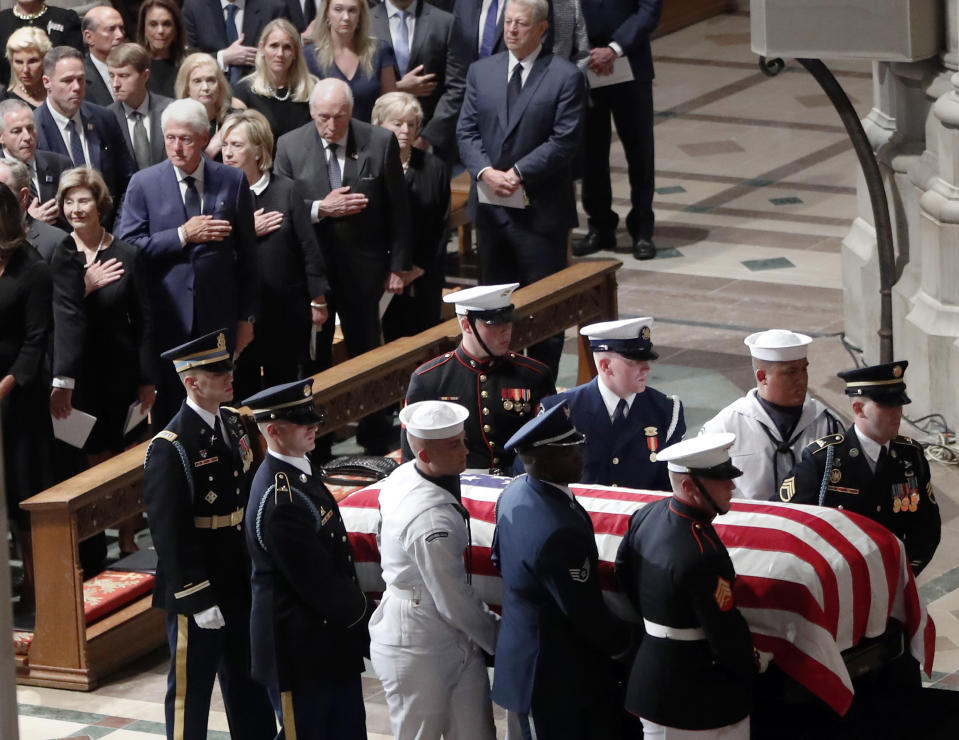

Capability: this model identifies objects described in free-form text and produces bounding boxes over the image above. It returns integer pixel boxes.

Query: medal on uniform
[503,400,514,411]
[893,497,901,513]
[830,468,842,483]
[645,427,659,462]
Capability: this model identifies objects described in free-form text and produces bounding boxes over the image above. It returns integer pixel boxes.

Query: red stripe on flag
[752,634,853,715]
[734,576,828,632]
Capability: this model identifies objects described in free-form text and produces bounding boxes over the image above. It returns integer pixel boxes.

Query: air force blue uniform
[541,378,684,490]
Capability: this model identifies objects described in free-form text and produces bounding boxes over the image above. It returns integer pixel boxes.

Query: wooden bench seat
[18,259,621,690]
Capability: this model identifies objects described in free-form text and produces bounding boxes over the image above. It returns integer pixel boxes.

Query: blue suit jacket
[34,101,136,200]
[115,158,258,349]
[491,474,631,713]
[580,0,661,81]
[542,378,684,490]
[457,50,585,232]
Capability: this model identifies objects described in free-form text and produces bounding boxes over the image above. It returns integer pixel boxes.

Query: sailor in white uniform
[369,401,500,740]
[699,329,843,499]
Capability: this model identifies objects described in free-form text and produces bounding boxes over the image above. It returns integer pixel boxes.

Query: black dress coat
[232,173,329,399]
[231,78,311,145]
[72,238,157,454]
[0,6,83,86]
[0,242,54,524]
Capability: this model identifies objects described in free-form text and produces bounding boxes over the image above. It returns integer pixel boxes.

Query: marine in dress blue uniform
[243,378,369,740]
[541,317,684,490]
[142,329,275,740]
[615,433,757,739]
[777,361,940,575]
[492,402,634,739]
[403,284,555,473]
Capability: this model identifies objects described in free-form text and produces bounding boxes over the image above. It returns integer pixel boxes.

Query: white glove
[193,605,226,630]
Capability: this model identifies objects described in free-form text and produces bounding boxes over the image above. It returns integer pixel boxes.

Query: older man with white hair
[116,96,258,427]
[699,329,843,499]
[275,77,411,455]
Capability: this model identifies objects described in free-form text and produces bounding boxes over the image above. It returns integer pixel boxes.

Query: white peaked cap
[744,329,813,362]
[658,433,737,473]
[400,401,470,440]
[444,283,519,315]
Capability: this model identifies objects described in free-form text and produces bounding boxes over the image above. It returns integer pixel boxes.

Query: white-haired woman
[4,26,50,108]
[175,52,246,160]
[372,91,449,339]
[233,18,317,144]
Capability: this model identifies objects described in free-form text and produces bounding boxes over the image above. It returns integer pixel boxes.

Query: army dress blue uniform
[778,425,940,574]
[615,496,756,731]
[143,400,275,740]
[404,344,556,472]
[246,452,370,740]
[542,378,683,490]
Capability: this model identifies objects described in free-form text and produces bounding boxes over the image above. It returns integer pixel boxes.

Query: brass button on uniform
[612,457,619,465]
[233,470,238,477]
[479,374,487,382]
[299,474,308,482]
[493,457,500,464]
[483,407,490,415]
[481,391,488,398]
[483,424,491,433]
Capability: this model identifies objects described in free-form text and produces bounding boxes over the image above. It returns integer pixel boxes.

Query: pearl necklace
[273,86,291,101]
[13,3,47,20]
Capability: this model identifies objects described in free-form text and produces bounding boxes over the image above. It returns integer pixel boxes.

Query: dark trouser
[267,675,366,740]
[232,331,308,403]
[476,221,569,380]
[382,250,446,341]
[164,611,275,740]
[581,79,655,240]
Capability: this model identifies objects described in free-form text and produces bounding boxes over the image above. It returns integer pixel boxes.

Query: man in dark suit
[541,317,685,490]
[275,77,411,454]
[182,0,289,84]
[492,401,634,738]
[35,47,136,202]
[369,0,469,161]
[143,329,276,740]
[454,0,505,62]
[106,43,174,170]
[456,0,585,377]
[116,97,258,428]
[574,0,662,261]
[81,5,127,107]
[0,98,73,225]
[243,377,369,740]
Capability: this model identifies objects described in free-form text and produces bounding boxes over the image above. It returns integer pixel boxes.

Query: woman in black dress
[220,109,330,400]
[57,167,156,463]
[233,18,316,145]
[176,52,246,161]
[4,25,50,109]
[136,0,186,99]
[0,184,53,596]
[372,91,449,340]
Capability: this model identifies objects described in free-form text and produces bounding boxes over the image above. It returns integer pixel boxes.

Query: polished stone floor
[16,10,959,739]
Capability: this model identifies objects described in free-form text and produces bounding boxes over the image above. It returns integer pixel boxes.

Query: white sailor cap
[400,401,470,440]
[444,283,519,324]
[744,329,812,362]
[657,433,742,480]
[580,317,657,360]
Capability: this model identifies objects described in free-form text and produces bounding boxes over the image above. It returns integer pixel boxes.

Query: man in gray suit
[369,0,469,161]
[81,5,126,107]
[275,78,411,454]
[106,43,174,170]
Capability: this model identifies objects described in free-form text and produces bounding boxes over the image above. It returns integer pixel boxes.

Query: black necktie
[327,142,342,189]
[65,119,86,166]
[183,175,201,218]
[303,0,316,23]
[611,398,628,436]
[507,62,523,116]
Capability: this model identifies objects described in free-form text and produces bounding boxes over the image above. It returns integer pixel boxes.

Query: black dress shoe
[572,230,616,256]
[632,237,656,261]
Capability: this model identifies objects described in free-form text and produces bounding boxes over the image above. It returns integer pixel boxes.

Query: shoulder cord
[665,395,681,440]
[817,444,835,506]
[255,486,322,552]
[145,438,195,501]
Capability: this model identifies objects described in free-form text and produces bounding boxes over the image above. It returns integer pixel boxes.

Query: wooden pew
[18,259,622,690]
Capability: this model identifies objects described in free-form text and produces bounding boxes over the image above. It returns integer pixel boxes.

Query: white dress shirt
[854,425,889,474]
[310,133,348,222]
[268,448,313,477]
[216,0,247,70]
[121,95,152,144]
[385,0,416,55]
[186,397,224,435]
[46,102,91,166]
[175,159,206,246]
[506,44,542,86]
[250,171,270,196]
[89,53,115,101]
[477,0,505,54]
[596,376,636,421]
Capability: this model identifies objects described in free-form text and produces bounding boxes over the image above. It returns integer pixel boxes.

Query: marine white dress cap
[744,329,812,362]
[657,432,737,474]
[444,283,520,315]
[400,401,470,440]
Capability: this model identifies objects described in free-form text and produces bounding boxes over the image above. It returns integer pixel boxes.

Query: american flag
[339,474,935,715]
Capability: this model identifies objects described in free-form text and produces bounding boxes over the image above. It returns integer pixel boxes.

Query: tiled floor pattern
[18,10,959,738]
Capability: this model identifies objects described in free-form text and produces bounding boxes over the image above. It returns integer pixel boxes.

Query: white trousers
[370,638,495,740]
[641,717,750,740]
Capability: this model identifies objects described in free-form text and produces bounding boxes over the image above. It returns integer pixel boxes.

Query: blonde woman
[4,26,50,108]
[175,52,246,160]
[305,0,395,121]
[234,18,316,142]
